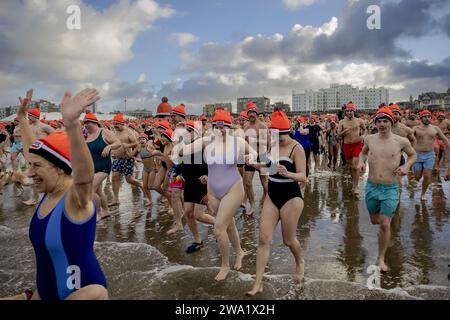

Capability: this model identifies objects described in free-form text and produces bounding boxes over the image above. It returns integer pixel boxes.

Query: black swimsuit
[267,144,303,210]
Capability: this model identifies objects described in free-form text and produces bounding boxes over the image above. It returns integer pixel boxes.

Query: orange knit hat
[29,131,72,174]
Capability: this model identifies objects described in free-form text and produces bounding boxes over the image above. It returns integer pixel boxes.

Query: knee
[379,220,390,232]
[90,286,108,300]
[282,237,297,247]
[214,224,227,236]
[258,234,272,247]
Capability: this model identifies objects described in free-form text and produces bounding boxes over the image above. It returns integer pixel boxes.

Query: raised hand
[61,88,100,126]
[18,89,33,116]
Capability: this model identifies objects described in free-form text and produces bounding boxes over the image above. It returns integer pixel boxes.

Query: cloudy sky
[1,0,449,114]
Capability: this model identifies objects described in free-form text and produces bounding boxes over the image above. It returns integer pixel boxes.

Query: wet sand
[1,160,449,299]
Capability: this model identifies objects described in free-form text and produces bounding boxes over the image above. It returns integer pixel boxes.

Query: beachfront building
[418,88,450,111]
[292,84,389,112]
[237,97,271,113]
[203,103,233,117]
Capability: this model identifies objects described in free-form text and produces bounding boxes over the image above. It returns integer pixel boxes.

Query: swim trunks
[365,180,399,217]
[112,157,135,177]
[413,150,435,172]
[343,141,363,161]
[11,141,23,153]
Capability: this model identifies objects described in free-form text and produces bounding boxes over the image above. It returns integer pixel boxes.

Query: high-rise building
[203,103,233,117]
[237,97,271,113]
[292,84,389,112]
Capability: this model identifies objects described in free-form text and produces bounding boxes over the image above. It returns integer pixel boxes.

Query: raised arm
[16,89,36,160]
[61,88,100,208]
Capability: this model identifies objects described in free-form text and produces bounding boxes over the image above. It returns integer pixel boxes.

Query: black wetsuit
[178,144,208,204]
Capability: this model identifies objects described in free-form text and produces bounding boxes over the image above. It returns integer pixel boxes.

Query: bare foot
[245,283,263,296]
[22,199,37,206]
[245,207,255,217]
[166,224,183,235]
[295,259,305,283]
[234,251,247,270]
[377,259,389,273]
[421,194,427,202]
[215,267,230,281]
[143,200,152,207]
[108,201,120,207]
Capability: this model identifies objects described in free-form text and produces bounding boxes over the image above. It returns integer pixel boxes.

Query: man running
[109,113,143,207]
[243,102,269,216]
[413,110,450,201]
[338,102,366,195]
[358,107,416,272]
[433,112,450,171]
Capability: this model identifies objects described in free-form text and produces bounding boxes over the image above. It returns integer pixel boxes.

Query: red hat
[270,110,291,134]
[156,97,172,117]
[200,114,207,121]
[389,103,402,115]
[113,113,125,124]
[186,120,200,135]
[212,109,232,127]
[172,104,187,118]
[83,112,99,124]
[28,108,40,120]
[346,102,356,111]
[58,118,64,125]
[40,118,47,124]
[246,102,259,115]
[239,110,248,120]
[29,131,72,174]
[49,121,59,129]
[161,128,174,142]
[157,120,171,130]
[419,110,432,118]
[436,112,446,118]
[374,107,395,125]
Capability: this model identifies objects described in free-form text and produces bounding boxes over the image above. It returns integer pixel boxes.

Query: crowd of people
[0,88,449,300]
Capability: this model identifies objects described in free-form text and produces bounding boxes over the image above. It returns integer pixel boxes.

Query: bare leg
[421,169,432,201]
[23,186,39,206]
[167,188,184,234]
[142,170,152,206]
[212,180,244,281]
[246,197,279,296]
[65,285,108,300]
[350,157,360,195]
[280,198,305,282]
[185,203,202,243]
[226,217,246,270]
[377,215,392,272]
[109,172,121,206]
[193,205,215,225]
[125,175,143,189]
[244,171,255,216]
[93,172,108,220]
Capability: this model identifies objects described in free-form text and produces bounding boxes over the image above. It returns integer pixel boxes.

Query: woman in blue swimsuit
[11,88,108,300]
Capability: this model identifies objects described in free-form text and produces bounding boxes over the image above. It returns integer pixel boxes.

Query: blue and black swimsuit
[29,194,107,300]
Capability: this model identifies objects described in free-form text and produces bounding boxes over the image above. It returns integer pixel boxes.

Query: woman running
[176,121,215,253]
[293,118,311,177]
[246,109,307,296]
[137,132,157,207]
[179,109,257,281]
[84,112,121,221]
[152,120,172,203]
[327,121,339,170]
[13,88,108,300]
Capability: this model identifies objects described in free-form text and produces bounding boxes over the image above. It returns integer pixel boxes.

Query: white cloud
[0,0,174,108]
[283,0,317,10]
[171,32,199,47]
